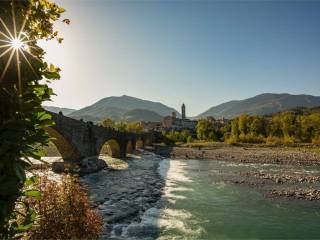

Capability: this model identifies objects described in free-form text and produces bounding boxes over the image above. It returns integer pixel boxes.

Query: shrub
[239,133,265,143]
[265,136,283,145]
[283,135,296,144]
[226,136,238,145]
[28,175,102,239]
[312,136,320,145]
[187,136,193,143]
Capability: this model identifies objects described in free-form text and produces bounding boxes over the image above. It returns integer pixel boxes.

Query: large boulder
[52,158,107,175]
[79,157,107,174]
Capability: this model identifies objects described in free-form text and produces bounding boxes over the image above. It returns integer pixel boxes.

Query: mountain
[43,106,76,115]
[68,95,179,122]
[197,93,320,119]
[123,109,163,122]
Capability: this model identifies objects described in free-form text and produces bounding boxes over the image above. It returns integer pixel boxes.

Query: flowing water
[141,159,320,240]
[39,155,320,239]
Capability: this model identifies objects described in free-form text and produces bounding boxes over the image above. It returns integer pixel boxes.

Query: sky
[41,0,320,116]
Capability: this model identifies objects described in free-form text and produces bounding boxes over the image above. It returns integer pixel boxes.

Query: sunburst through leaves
[0,2,38,91]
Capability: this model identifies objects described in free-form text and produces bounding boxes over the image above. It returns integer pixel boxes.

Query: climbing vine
[0,0,68,236]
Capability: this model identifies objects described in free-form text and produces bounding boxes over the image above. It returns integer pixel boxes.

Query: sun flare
[0,3,37,84]
[11,38,24,49]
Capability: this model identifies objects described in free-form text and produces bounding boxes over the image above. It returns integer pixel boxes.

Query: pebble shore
[154,144,320,201]
[155,144,320,166]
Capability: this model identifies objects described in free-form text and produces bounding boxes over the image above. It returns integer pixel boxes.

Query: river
[41,154,320,239]
[142,158,320,240]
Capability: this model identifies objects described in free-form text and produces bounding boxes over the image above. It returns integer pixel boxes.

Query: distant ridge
[197,93,320,119]
[46,93,320,122]
[67,95,180,122]
[43,106,76,115]
[123,109,163,122]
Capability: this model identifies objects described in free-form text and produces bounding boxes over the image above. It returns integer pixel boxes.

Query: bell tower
[181,103,186,120]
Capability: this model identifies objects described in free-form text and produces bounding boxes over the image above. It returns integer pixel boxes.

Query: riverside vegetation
[0,1,103,238]
[163,107,320,145]
[0,0,66,237]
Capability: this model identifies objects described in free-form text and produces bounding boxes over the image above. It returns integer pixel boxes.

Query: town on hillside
[141,103,229,132]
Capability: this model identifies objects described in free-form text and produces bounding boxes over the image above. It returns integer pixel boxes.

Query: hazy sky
[41,0,320,116]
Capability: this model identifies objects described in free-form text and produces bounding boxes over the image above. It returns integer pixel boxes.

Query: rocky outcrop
[52,157,107,175]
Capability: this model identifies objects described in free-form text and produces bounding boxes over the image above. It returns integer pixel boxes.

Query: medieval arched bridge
[46,111,158,161]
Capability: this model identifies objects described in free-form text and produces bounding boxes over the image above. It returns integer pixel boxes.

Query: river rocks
[51,157,107,175]
[246,172,320,183]
[155,145,320,166]
[52,162,65,173]
[52,161,79,173]
[126,224,159,238]
[79,157,107,174]
[270,188,320,200]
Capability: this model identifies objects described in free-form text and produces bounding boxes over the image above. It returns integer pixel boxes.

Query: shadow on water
[80,151,167,240]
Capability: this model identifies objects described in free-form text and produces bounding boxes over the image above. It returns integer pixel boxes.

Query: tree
[268,114,282,137]
[279,112,296,138]
[196,119,217,141]
[115,121,127,132]
[250,116,266,136]
[101,118,115,128]
[0,0,67,236]
[126,122,143,133]
[180,129,191,142]
[238,114,249,135]
[230,118,239,140]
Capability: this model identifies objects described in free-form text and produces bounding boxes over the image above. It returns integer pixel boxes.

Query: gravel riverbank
[154,144,320,166]
[154,144,320,201]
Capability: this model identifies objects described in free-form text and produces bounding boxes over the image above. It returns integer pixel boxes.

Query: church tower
[182,103,186,120]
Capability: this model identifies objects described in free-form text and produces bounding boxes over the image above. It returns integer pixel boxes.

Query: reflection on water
[149,159,320,240]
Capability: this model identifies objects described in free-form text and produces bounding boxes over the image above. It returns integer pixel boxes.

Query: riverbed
[82,153,320,240]
[155,159,320,239]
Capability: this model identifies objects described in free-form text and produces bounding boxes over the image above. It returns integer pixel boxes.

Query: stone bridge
[46,112,159,161]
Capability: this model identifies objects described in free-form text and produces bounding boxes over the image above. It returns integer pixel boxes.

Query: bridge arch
[100,139,121,158]
[45,127,81,161]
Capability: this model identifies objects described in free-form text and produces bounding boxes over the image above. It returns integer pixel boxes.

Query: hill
[197,93,320,119]
[43,106,76,115]
[123,109,163,122]
[67,95,179,122]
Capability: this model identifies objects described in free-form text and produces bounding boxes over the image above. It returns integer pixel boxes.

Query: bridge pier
[119,141,127,159]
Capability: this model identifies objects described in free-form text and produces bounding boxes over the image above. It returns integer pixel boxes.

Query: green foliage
[125,122,143,133]
[0,0,67,236]
[101,118,114,128]
[101,118,143,133]
[4,176,39,239]
[196,119,218,141]
[163,129,192,144]
[224,112,320,145]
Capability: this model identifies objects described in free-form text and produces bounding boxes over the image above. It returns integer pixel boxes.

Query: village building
[206,116,230,128]
[162,103,197,130]
[140,121,163,132]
